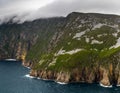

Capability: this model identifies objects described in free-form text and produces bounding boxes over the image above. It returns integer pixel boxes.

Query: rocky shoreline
[22,61,120,87]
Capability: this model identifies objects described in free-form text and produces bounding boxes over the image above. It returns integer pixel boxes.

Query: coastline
[23,62,120,88]
[24,73,68,85]
[24,72,115,87]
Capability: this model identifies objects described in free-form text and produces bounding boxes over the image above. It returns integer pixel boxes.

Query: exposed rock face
[22,61,32,68]
[0,17,65,60]
[56,72,70,83]
[30,70,38,77]
[100,69,111,86]
[117,72,120,85]
[29,64,120,86]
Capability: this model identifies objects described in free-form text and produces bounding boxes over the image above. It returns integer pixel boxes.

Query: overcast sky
[0,0,120,23]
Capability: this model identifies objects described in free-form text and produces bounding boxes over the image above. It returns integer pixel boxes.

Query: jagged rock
[100,68,111,86]
[30,70,38,77]
[117,72,120,85]
[56,72,70,83]
[87,71,96,83]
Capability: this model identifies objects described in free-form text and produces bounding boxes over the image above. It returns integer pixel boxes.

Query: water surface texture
[0,61,119,93]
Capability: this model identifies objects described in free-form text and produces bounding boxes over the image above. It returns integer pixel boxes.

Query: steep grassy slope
[30,12,120,71]
[27,12,120,86]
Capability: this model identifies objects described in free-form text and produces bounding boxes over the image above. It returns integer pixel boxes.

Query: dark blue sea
[0,61,120,93]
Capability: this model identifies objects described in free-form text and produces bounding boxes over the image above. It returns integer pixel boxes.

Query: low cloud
[0,0,120,23]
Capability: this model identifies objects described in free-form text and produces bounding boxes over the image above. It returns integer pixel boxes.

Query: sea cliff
[1,12,120,86]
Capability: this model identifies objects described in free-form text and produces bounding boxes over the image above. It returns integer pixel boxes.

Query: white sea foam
[56,81,68,85]
[24,74,36,79]
[99,83,112,88]
[27,67,30,69]
[26,67,30,69]
[5,59,17,61]
[117,84,120,87]
[42,78,49,81]
[23,66,31,69]
[37,77,41,79]
[24,74,67,85]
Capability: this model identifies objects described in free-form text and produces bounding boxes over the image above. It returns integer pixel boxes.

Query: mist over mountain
[0,0,120,24]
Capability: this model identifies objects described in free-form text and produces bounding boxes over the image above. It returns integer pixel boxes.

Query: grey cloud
[0,0,120,23]
[38,0,120,16]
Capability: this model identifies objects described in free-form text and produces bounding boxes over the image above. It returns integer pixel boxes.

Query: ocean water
[0,61,120,93]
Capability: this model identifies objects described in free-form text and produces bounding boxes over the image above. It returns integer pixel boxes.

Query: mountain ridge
[1,11,120,25]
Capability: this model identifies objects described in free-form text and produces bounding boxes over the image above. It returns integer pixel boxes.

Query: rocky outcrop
[117,72,120,85]
[56,72,70,83]
[100,69,111,86]
[22,60,34,69]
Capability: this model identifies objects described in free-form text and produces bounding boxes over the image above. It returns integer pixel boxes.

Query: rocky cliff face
[0,17,65,60]
[1,12,120,86]
[29,61,120,87]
